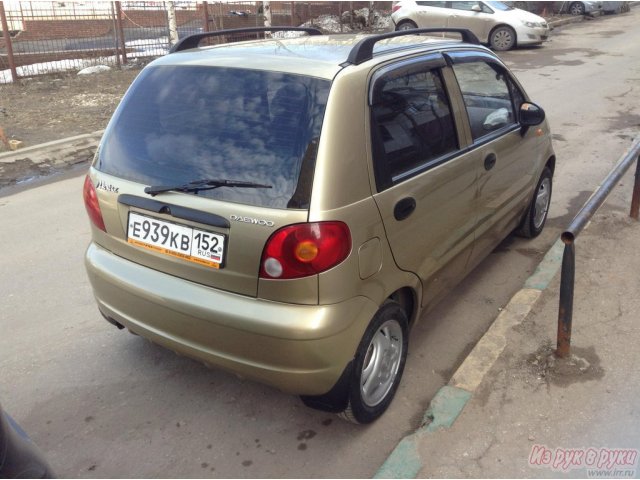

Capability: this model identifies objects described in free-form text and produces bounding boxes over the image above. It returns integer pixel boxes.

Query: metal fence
[556,138,640,358]
[0,1,392,83]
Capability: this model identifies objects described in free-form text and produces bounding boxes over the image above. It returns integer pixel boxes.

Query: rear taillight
[392,2,402,13]
[83,175,106,232]
[260,222,351,280]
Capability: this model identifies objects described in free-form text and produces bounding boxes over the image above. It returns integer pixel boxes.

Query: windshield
[485,1,513,11]
[97,65,331,209]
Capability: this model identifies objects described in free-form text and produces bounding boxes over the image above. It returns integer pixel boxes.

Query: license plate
[127,212,225,269]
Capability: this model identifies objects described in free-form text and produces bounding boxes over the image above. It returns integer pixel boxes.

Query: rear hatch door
[91,64,330,297]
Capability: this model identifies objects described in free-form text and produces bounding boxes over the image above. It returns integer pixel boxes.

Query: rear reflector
[83,175,106,232]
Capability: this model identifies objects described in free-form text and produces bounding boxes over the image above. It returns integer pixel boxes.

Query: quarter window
[371,67,458,187]
[452,61,517,141]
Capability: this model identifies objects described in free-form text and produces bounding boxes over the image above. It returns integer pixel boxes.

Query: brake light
[83,175,106,231]
[260,222,351,280]
[392,2,402,13]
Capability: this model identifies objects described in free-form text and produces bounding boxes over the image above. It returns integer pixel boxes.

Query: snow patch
[78,65,112,75]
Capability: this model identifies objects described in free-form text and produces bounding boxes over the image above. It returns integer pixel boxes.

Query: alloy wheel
[359,319,404,407]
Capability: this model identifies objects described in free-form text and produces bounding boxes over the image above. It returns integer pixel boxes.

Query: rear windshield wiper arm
[144,179,272,197]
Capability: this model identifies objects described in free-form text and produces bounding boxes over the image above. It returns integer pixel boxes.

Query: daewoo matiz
[84,27,555,423]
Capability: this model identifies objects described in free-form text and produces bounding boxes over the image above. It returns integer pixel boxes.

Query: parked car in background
[601,1,630,13]
[391,1,550,51]
[554,1,602,15]
[505,1,627,15]
[84,26,555,424]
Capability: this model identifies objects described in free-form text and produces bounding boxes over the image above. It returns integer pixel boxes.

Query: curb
[375,238,565,478]
[547,15,585,28]
[0,130,103,189]
[0,130,103,162]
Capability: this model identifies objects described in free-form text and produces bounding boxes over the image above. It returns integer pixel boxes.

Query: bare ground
[0,67,142,149]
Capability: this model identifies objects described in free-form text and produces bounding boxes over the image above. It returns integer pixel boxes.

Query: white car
[392,1,550,51]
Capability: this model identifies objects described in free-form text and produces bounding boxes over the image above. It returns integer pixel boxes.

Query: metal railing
[556,138,640,357]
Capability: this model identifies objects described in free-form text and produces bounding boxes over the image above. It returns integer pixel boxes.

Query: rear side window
[97,66,330,209]
[370,67,458,188]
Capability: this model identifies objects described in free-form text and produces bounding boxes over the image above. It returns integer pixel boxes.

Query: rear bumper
[85,242,378,395]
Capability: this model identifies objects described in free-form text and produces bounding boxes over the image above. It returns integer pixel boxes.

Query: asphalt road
[1,10,639,478]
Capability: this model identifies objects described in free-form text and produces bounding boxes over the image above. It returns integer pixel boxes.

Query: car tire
[516,166,553,238]
[489,25,516,51]
[569,2,586,15]
[338,301,408,424]
[395,20,418,31]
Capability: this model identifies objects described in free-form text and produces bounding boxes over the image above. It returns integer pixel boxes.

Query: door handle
[394,197,416,221]
[484,153,497,171]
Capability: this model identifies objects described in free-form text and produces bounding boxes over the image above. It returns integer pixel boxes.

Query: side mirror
[471,4,482,12]
[519,102,545,126]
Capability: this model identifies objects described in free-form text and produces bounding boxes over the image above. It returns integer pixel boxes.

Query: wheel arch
[395,19,418,30]
[545,155,556,176]
[388,286,419,328]
[489,23,518,47]
[568,1,586,14]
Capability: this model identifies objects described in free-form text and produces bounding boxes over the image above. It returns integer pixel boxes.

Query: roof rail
[170,27,323,53]
[345,28,480,65]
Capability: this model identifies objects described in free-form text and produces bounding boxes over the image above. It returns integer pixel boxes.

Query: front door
[445,51,539,267]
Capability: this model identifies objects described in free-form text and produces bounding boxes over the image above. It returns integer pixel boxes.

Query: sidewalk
[377,197,640,476]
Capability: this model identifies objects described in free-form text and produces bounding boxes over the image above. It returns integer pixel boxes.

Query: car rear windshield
[96,65,331,209]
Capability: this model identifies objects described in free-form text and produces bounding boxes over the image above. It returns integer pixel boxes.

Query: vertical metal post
[0,1,19,83]
[556,241,575,358]
[630,155,640,220]
[290,1,295,26]
[349,1,354,28]
[201,1,209,32]
[115,1,127,65]
[110,2,121,69]
[220,3,226,43]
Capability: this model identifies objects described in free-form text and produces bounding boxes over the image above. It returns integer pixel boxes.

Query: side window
[450,1,491,11]
[452,61,517,141]
[371,67,458,186]
[416,1,446,6]
[450,2,479,10]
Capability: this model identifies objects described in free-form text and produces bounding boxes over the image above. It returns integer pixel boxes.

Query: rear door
[369,54,479,306]
[414,1,450,27]
[446,2,494,41]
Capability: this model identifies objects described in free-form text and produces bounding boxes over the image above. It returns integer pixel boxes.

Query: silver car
[392,1,550,51]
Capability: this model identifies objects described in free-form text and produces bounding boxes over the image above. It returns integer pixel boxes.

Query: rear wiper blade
[144,179,272,197]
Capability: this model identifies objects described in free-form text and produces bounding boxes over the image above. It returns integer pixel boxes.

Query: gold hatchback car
[84,27,555,423]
